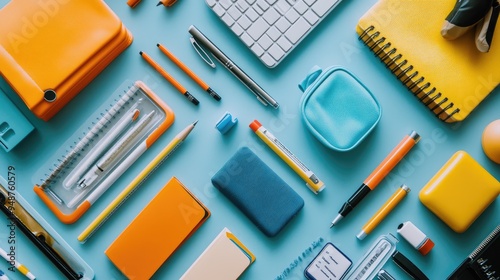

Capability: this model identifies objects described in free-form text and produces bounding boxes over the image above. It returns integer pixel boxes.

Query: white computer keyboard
[205,0,342,68]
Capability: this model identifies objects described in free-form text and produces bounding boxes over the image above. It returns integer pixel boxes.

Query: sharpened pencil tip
[157,43,160,47]
[156,1,162,6]
[139,51,143,55]
[193,120,198,126]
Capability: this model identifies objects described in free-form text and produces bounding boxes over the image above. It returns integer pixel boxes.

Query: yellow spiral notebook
[356,0,499,123]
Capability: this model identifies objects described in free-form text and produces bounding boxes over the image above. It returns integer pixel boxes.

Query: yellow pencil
[357,184,410,240]
[249,120,325,194]
[78,120,198,243]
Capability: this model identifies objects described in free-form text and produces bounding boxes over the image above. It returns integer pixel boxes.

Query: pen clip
[190,37,216,68]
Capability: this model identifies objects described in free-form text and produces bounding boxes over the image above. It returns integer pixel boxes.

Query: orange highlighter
[357,184,410,240]
[331,131,420,227]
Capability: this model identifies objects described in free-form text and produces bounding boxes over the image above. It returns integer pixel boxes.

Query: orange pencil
[156,0,177,7]
[157,44,221,101]
[331,131,420,227]
[139,51,199,105]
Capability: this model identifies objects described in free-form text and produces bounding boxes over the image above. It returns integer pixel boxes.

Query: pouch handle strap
[298,65,323,92]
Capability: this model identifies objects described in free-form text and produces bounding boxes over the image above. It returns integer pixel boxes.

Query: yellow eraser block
[419,151,500,233]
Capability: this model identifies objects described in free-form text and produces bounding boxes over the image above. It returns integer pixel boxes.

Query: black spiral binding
[358,25,460,122]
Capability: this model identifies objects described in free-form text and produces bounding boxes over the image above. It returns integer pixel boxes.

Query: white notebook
[180,228,255,280]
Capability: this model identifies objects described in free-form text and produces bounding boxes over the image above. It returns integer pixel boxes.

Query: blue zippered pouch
[298,66,381,151]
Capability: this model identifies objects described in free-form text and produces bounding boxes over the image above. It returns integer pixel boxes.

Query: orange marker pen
[139,51,199,105]
[157,43,221,101]
[357,184,410,240]
[331,131,420,227]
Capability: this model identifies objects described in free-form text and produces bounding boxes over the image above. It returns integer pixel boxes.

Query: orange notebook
[0,0,132,121]
[357,0,499,122]
[105,177,210,280]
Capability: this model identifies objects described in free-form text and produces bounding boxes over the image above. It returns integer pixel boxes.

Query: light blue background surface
[1,0,499,279]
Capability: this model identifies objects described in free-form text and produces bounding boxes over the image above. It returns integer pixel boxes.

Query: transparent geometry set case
[33,81,174,224]
[0,177,94,279]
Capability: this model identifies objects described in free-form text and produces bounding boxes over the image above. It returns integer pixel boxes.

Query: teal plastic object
[215,111,238,134]
[0,88,34,152]
[298,66,381,151]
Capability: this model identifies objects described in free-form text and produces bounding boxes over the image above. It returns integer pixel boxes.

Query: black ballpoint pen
[331,131,420,227]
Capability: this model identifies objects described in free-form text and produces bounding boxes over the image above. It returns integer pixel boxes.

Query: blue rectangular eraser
[211,147,304,237]
[0,88,34,152]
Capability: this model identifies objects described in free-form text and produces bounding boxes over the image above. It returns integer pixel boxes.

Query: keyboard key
[236,1,249,11]
[245,7,259,21]
[251,43,265,56]
[268,44,285,60]
[263,8,280,25]
[303,10,319,25]
[238,14,252,29]
[258,34,273,50]
[256,0,270,11]
[240,33,255,46]
[222,13,235,26]
[285,8,299,23]
[207,0,342,68]
[228,6,242,20]
[231,22,244,36]
[275,0,291,14]
[275,17,291,33]
[219,0,232,9]
[266,26,281,41]
[261,53,276,67]
[247,17,270,40]
[254,4,264,15]
[213,4,226,17]
[312,0,339,17]
[284,17,310,43]
[277,36,292,51]
[294,0,308,14]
